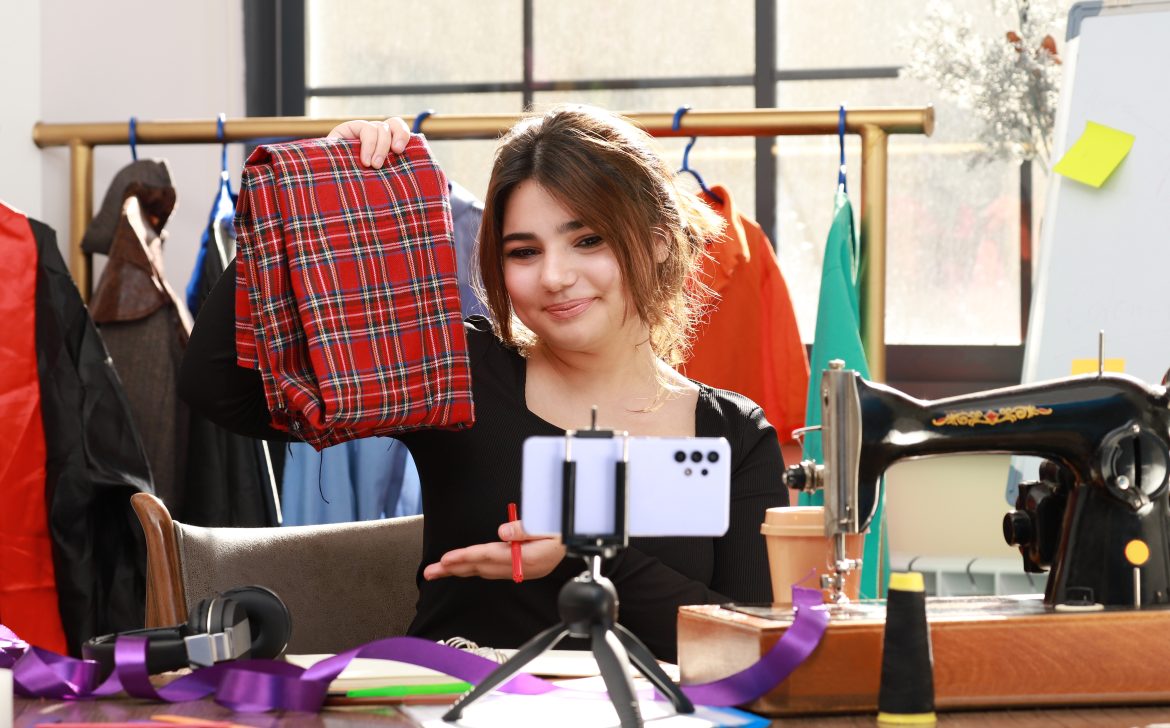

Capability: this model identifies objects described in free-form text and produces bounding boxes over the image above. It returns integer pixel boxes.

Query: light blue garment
[392,454,421,517]
[450,181,487,318]
[280,181,484,525]
[281,438,418,525]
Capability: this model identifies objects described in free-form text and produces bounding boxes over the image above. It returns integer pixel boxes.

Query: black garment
[182,213,279,528]
[33,219,153,655]
[180,259,787,661]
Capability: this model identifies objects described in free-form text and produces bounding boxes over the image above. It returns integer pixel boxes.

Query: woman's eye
[505,247,538,259]
[576,235,604,249]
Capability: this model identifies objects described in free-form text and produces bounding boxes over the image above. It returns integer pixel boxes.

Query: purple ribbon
[678,585,828,705]
[1,585,828,712]
[0,625,28,668]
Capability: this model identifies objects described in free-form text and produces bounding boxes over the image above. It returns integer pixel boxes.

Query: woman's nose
[540,252,576,290]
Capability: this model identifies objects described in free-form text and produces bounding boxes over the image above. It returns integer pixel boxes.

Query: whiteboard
[1008,1,1170,501]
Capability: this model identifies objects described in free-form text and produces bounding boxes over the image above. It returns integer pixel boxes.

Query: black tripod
[444,423,694,727]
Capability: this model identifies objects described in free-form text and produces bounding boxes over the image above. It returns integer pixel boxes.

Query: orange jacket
[681,186,809,447]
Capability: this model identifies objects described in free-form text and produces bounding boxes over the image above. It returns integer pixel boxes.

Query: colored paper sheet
[1071,358,1125,375]
[1052,121,1135,188]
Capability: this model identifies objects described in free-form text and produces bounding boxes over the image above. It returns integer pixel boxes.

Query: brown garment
[90,195,193,512]
[81,160,176,255]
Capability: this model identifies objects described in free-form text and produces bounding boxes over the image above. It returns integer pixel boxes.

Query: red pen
[508,502,524,583]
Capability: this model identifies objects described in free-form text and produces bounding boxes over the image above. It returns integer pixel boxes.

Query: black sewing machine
[785,360,1170,609]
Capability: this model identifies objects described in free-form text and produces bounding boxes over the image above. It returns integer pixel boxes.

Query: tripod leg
[613,623,694,714]
[443,623,567,722]
[591,624,642,728]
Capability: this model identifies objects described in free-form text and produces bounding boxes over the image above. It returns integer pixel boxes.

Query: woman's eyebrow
[502,220,585,244]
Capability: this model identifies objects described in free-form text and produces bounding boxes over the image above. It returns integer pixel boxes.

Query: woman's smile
[543,297,595,319]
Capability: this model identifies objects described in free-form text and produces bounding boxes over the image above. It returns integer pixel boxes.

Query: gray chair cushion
[175,515,423,654]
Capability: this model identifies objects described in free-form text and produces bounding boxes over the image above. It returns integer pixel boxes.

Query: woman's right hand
[326,118,412,169]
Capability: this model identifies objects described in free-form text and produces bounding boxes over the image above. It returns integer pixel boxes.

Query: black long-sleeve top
[179,259,788,661]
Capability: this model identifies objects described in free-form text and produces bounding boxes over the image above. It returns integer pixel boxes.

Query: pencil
[151,714,253,728]
[325,694,459,706]
[346,681,472,698]
[508,502,523,583]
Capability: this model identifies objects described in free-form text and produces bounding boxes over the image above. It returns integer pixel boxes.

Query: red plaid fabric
[233,136,474,449]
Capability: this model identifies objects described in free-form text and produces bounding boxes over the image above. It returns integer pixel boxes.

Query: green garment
[797,189,889,599]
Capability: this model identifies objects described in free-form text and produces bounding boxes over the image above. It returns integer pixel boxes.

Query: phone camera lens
[701,468,709,476]
[690,451,703,463]
[674,450,686,463]
[707,451,720,463]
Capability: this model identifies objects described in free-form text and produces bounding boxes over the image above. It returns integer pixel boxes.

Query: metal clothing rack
[33,106,933,380]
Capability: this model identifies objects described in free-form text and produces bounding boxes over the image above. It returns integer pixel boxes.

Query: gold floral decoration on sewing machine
[931,405,1054,427]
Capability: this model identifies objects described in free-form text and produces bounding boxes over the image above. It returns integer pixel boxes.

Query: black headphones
[84,586,292,675]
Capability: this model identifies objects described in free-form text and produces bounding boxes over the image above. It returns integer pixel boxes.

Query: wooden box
[677,597,1170,715]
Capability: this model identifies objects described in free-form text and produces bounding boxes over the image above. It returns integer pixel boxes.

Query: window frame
[244,0,1027,395]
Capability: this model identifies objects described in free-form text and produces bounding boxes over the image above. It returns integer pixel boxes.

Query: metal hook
[216,112,229,179]
[129,116,139,162]
[837,105,847,194]
[670,106,723,205]
[790,424,822,444]
[411,109,434,134]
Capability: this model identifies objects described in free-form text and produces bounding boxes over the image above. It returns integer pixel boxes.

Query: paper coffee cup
[761,505,864,604]
[0,667,11,728]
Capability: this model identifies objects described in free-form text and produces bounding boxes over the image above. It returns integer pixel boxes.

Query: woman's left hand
[423,520,566,581]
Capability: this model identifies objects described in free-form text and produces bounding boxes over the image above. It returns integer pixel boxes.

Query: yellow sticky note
[1052,121,1135,188]
[1071,358,1125,375]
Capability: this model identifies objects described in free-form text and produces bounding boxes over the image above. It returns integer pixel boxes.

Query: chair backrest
[131,492,423,654]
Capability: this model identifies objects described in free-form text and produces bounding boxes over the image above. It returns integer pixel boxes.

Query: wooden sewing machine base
[677,595,1170,715]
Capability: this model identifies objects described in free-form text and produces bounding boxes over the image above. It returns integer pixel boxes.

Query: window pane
[309,93,523,200]
[307,0,522,87]
[776,0,925,68]
[775,78,1020,345]
[533,87,757,215]
[533,0,754,80]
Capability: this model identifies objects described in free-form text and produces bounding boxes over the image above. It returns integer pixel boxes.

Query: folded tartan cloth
[233,136,474,448]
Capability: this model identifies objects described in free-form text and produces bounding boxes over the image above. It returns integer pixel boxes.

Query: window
[253,0,1055,391]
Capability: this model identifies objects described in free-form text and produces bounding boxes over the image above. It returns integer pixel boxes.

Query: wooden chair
[130,492,423,654]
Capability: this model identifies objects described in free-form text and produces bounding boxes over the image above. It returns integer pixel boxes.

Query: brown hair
[476,105,722,366]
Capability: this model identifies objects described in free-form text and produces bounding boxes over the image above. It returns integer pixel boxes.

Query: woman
[181,105,787,661]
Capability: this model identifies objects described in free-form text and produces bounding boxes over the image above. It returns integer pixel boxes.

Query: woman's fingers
[425,542,510,580]
[368,122,393,168]
[423,537,566,581]
[384,117,411,153]
[323,118,412,168]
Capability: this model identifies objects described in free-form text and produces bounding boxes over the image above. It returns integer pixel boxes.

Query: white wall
[7,0,246,288]
[1,1,44,218]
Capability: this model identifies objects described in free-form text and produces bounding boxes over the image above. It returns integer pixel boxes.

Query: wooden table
[679,599,1170,717]
[14,696,1170,727]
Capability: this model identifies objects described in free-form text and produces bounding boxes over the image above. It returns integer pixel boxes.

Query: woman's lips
[544,298,594,319]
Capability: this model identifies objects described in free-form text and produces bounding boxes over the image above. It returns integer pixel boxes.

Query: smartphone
[520,435,731,537]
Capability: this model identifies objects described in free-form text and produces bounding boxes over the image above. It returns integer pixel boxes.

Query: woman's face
[501,179,639,354]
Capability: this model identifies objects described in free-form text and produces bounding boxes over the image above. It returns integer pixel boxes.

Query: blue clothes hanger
[671,106,723,205]
[411,109,434,134]
[838,105,848,194]
[129,116,139,161]
[216,112,232,189]
[187,113,240,314]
